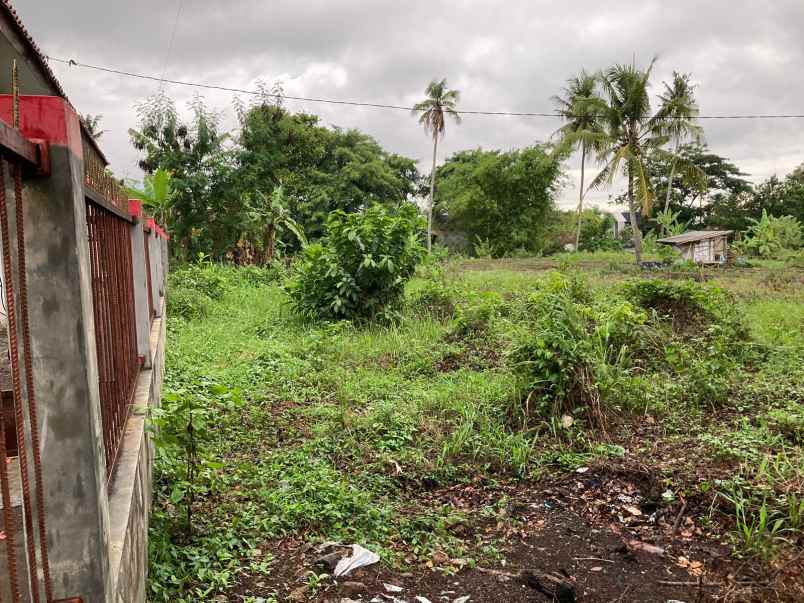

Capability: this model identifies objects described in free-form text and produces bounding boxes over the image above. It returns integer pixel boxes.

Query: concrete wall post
[128,201,152,370]
[6,96,113,602]
[148,229,163,318]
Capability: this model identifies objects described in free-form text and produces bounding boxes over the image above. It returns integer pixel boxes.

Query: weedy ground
[149,252,804,603]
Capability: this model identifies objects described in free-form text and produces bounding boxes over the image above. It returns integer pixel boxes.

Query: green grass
[149,254,804,601]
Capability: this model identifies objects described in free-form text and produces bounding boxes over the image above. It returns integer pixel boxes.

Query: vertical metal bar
[0,159,32,601]
[13,162,53,600]
[0,160,39,601]
[0,408,20,602]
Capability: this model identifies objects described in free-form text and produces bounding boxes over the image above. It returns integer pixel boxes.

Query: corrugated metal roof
[657,230,733,245]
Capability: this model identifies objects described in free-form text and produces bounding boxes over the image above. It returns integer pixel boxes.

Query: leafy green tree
[640,142,751,229]
[130,94,234,259]
[552,70,607,250]
[736,210,803,257]
[236,103,419,243]
[706,168,804,232]
[653,207,688,237]
[741,175,804,225]
[576,208,622,252]
[433,146,563,256]
[413,79,462,253]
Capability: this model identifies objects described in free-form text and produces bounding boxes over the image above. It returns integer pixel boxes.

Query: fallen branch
[671,498,688,539]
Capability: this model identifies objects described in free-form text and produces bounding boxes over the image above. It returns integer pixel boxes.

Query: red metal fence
[85,200,140,480]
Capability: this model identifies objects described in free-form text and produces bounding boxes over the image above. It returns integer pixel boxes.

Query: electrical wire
[158,0,184,91]
[46,55,804,120]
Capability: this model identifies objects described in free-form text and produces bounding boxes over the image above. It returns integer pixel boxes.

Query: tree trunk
[628,164,642,264]
[663,158,677,216]
[265,223,276,265]
[574,143,586,251]
[427,134,439,253]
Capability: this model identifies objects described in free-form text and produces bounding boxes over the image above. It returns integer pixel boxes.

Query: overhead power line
[158,0,185,90]
[46,55,804,120]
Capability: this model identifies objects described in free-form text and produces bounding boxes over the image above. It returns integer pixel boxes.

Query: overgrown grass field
[150,253,804,602]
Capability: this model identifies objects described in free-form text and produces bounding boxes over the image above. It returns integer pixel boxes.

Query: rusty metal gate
[85,200,140,481]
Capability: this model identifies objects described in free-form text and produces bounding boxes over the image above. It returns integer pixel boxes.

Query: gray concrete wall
[0,97,168,603]
[15,142,113,602]
[109,307,166,603]
[130,219,152,369]
[148,233,163,318]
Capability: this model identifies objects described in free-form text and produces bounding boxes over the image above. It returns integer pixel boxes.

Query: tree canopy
[433,145,564,256]
[130,95,420,259]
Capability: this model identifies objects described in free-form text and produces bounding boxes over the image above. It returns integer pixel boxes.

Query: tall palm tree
[552,70,607,250]
[656,72,704,216]
[591,60,674,263]
[413,79,461,252]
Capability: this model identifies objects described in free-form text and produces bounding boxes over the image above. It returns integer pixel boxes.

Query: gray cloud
[15,0,804,208]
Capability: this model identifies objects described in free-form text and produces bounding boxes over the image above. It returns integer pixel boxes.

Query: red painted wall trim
[0,95,82,158]
[128,199,143,221]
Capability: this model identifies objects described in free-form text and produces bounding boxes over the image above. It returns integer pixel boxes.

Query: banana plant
[244,186,307,264]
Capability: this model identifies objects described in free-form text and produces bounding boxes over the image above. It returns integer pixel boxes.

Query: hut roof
[657,230,733,245]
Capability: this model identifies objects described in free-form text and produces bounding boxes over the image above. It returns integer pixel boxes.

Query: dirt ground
[232,464,803,602]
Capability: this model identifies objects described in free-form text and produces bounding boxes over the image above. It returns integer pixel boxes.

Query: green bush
[625,278,718,327]
[737,210,803,257]
[449,291,504,340]
[509,272,619,424]
[624,278,748,341]
[287,204,425,321]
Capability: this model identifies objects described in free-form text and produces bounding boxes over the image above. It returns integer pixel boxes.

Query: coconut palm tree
[412,78,461,252]
[591,59,680,263]
[552,70,607,250]
[656,72,704,217]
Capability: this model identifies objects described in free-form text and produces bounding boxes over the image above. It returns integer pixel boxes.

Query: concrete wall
[0,96,169,602]
[109,307,166,603]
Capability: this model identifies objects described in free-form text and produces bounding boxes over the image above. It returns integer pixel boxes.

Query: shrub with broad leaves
[287,204,425,322]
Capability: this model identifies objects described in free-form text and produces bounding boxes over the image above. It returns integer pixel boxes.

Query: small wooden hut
[657,230,733,264]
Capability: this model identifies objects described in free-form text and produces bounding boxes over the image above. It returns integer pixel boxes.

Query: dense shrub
[735,210,803,257]
[510,274,754,425]
[167,286,212,320]
[624,278,748,341]
[578,210,624,252]
[287,204,425,321]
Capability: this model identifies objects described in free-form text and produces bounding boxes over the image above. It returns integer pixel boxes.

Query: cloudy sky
[15,0,804,209]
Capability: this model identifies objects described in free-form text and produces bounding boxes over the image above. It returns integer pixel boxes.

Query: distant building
[657,230,733,264]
